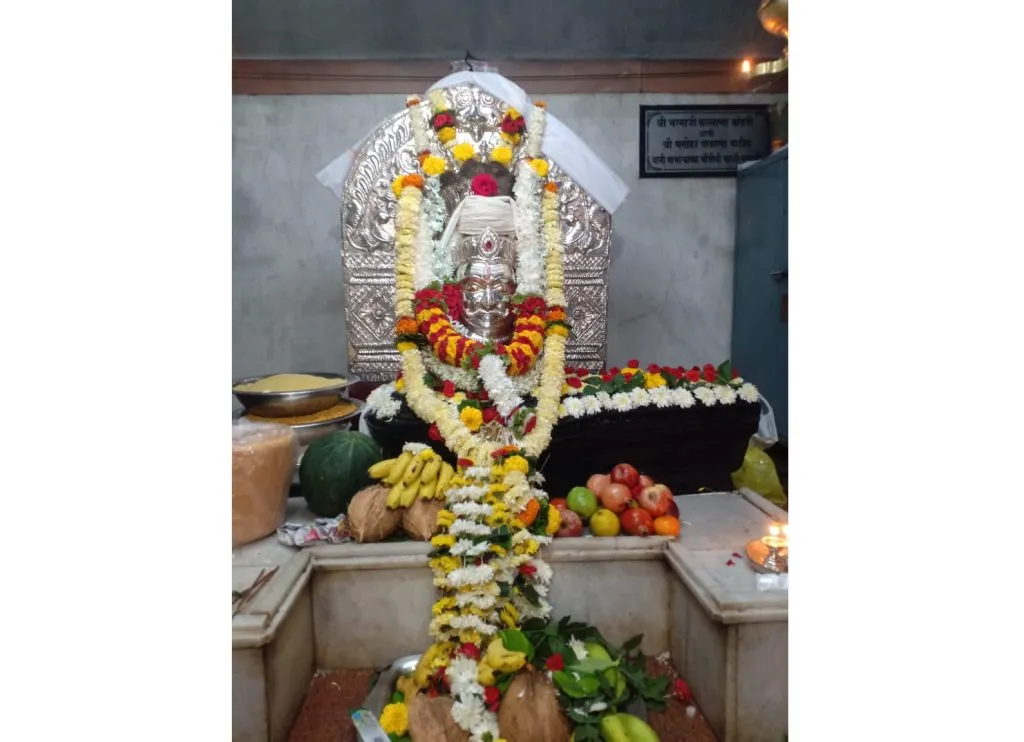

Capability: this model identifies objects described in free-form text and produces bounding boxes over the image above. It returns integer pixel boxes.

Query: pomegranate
[620,508,654,536]
[550,497,569,511]
[600,483,632,514]
[637,484,674,518]
[610,463,639,489]
[638,474,655,489]
[666,499,680,518]
[630,483,643,499]
[587,473,611,496]
[556,509,584,537]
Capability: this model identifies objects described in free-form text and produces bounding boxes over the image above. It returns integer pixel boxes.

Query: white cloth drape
[315,70,629,214]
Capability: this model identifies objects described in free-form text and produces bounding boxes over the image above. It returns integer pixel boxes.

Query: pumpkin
[299,430,382,517]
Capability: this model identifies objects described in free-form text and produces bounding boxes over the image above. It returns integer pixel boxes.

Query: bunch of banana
[367,448,457,509]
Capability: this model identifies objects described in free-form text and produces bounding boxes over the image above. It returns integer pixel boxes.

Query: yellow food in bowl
[245,401,358,425]
[233,373,345,393]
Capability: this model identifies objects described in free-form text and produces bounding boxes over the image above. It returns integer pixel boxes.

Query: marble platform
[232,491,787,742]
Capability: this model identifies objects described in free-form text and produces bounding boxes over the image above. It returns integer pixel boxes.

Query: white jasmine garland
[527,104,546,158]
[452,502,493,518]
[408,99,430,153]
[511,155,544,295]
[402,442,430,455]
[446,484,489,502]
[446,564,495,588]
[364,383,401,421]
[478,353,524,418]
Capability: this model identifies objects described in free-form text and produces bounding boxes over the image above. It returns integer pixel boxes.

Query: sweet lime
[566,486,599,519]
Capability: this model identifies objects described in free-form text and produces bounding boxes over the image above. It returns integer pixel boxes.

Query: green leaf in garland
[520,582,541,606]
[716,359,733,384]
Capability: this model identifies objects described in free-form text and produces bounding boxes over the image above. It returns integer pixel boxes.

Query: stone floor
[287,658,717,742]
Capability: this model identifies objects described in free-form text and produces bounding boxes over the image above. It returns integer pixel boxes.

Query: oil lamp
[746,521,789,574]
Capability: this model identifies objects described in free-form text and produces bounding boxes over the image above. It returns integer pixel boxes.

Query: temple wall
[232,92,785,379]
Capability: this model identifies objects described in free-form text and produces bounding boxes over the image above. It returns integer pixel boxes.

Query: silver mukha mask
[453,226,517,341]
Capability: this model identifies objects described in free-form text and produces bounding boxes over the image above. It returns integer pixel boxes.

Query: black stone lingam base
[364,400,760,497]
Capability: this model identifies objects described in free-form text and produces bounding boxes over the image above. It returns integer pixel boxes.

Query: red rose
[457,458,474,468]
[483,406,499,423]
[647,363,661,374]
[432,112,454,129]
[524,416,537,433]
[576,367,588,376]
[442,380,456,397]
[471,173,499,197]
[564,366,575,374]
[673,678,693,703]
[471,354,482,369]
[442,283,463,321]
[545,654,565,672]
[732,369,739,379]
[459,643,481,660]
[566,377,582,389]
[519,296,547,316]
[428,424,442,441]
[703,364,717,383]
[484,685,501,711]
[627,359,640,369]
[609,367,621,376]
[495,344,507,355]
[518,564,537,576]
[478,388,490,401]
[685,369,701,383]
[501,116,525,134]
[601,372,613,383]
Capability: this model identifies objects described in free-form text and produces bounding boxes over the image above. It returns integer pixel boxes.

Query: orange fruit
[653,515,681,538]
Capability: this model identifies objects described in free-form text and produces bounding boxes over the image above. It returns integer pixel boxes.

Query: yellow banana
[386,481,404,509]
[402,456,426,485]
[384,451,413,485]
[419,480,437,500]
[399,480,421,508]
[368,458,396,480]
[419,456,441,485]
[436,461,455,495]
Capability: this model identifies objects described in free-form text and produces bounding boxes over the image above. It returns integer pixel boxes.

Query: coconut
[402,496,446,540]
[346,484,402,542]
[498,670,571,742]
[406,692,470,742]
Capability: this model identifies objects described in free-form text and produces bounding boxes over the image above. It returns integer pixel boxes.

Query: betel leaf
[499,629,534,660]
[567,657,618,675]
[552,671,600,698]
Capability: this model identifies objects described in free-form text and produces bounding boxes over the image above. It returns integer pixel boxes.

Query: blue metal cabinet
[731,147,788,441]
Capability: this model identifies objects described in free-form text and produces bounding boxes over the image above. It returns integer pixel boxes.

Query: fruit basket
[364,400,759,497]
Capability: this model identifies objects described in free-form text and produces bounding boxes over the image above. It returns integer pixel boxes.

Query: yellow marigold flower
[396,341,417,352]
[459,629,482,645]
[490,544,508,557]
[395,377,406,392]
[380,703,409,736]
[437,126,456,143]
[491,146,513,166]
[422,154,446,176]
[436,510,456,528]
[431,534,455,549]
[432,596,456,616]
[545,505,562,535]
[504,456,529,474]
[500,609,517,629]
[622,367,639,378]
[510,517,526,529]
[645,373,667,389]
[490,465,507,481]
[452,142,476,162]
[529,159,550,178]
[429,555,459,574]
[391,176,406,198]
[547,324,569,338]
[460,406,483,431]
[507,107,521,119]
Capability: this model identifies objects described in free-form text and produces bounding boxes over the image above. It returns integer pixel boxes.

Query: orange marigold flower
[396,317,418,335]
[406,96,421,107]
[535,100,547,109]
[417,151,430,165]
[404,173,424,189]
[519,498,541,527]
[544,182,558,193]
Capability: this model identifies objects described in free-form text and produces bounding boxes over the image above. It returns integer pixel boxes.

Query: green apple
[567,486,599,519]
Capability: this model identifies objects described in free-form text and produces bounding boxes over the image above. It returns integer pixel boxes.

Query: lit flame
[768,524,780,537]
[741,59,752,74]
[781,524,789,538]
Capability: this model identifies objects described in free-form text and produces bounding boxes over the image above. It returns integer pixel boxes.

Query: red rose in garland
[686,368,701,383]
[501,114,526,135]
[432,111,455,130]
[441,282,463,322]
[702,364,717,382]
[471,173,499,197]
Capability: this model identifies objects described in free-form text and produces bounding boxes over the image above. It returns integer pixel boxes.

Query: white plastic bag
[752,397,779,450]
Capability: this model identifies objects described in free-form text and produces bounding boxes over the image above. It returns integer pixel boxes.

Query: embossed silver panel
[341,83,610,381]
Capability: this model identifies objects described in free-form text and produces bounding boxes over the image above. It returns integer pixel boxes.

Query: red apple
[666,499,680,518]
[556,509,584,537]
[637,484,674,518]
[600,483,632,514]
[620,508,654,536]
[610,463,639,489]
[638,474,655,489]
[550,497,569,511]
[587,473,611,496]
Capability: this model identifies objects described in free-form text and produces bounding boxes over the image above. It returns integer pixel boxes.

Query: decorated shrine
[233,47,788,742]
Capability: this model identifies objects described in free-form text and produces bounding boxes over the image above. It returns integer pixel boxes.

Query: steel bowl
[232,372,355,418]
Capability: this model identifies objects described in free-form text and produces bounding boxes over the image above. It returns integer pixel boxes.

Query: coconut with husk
[407,692,470,742]
[402,496,446,540]
[498,670,572,742]
[347,484,402,542]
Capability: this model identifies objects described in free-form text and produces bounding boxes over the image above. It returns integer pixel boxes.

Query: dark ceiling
[233,0,784,60]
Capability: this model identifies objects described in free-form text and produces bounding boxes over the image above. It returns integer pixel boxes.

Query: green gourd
[299,431,382,517]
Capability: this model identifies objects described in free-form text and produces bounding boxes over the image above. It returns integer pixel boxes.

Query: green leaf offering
[567,657,618,675]
[553,670,600,698]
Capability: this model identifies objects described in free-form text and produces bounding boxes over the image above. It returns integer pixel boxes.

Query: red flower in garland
[647,363,661,374]
[459,643,481,660]
[441,283,463,322]
[471,173,499,197]
[483,406,500,424]
[575,367,588,377]
[442,380,456,397]
[518,563,537,576]
[732,368,740,379]
[524,416,537,433]
[519,296,547,316]
[457,458,474,468]
[702,364,717,383]
[627,359,640,369]
[601,372,613,383]
[484,685,501,712]
[432,112,455,129]
[566,377,583,389]
[685,368,701,383]
[545,653,565,672]
[427,423,442,441]
[673,678,694,704]
[501,114,526,135]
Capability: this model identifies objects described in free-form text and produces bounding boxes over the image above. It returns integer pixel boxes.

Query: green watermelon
[299,431,382,517]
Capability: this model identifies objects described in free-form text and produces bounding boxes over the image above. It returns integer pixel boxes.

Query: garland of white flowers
[478,354,524,419]
[364,381,402,421]
[559,379,760,419]
[511,153,544,296]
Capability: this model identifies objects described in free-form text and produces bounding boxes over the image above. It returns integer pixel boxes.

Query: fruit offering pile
[553,463,682,539]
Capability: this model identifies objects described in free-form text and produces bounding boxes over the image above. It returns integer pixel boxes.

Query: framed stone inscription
[639,105,771,178]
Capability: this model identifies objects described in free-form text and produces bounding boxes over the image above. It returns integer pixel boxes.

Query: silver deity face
[456,260,516,341]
